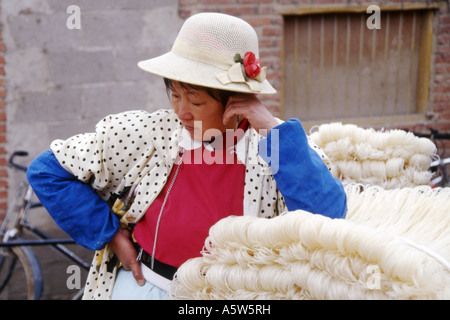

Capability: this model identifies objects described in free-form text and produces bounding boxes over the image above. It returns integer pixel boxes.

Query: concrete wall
[0,1,7,217]
[1,0,183,299]
[2,0,183,200]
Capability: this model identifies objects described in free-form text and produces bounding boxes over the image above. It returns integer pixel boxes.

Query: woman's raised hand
[223,94,279,136]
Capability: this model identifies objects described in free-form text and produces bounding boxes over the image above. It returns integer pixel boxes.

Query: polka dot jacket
[50,108,335,299]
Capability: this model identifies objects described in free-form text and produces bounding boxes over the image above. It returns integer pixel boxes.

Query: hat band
[171,39,265,92]
[171,40,232,70]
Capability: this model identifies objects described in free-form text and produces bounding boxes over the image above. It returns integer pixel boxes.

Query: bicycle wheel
[0,244,43,300]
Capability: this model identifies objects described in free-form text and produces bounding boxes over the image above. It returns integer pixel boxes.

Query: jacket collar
[177,123,250,165]
[148,110,266,170]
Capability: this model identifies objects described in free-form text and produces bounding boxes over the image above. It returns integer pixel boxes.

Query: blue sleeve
[26,150,120,250]
[258,119,347,219]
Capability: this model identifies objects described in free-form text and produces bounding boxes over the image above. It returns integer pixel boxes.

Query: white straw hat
[138,12,276,94]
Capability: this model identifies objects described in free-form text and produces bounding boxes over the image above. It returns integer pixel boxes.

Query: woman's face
[170,81,236,141]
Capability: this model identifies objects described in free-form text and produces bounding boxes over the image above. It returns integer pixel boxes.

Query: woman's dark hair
[163,78,235,107]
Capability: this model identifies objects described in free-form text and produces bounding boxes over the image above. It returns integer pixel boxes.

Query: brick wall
[432,4,450,155]
[180,0,450,156]
[0,0,7,220]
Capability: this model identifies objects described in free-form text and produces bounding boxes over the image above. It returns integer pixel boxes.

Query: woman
[26,12,347,300]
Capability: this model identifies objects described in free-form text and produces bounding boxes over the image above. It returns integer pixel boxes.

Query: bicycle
[430,157,450,188]
[0,151,90,300]
[409,128,450,188]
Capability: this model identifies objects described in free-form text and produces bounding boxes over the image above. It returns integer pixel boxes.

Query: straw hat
[138,12,276,94]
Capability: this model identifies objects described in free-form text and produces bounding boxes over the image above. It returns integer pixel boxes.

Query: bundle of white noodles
[170,185,450,300]
[308,123,437,188]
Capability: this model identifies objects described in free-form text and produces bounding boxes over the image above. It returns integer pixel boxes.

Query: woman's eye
[191,100,205,106]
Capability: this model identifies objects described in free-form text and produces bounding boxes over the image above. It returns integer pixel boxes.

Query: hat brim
[138,51,277,95]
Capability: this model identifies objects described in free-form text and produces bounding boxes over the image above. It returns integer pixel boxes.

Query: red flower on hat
[243,52,261,79]
[234,52,262,80]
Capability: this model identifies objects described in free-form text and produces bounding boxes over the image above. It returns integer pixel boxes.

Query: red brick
[435,86,450,93]
[0,169,8,178]
[240,0,274,3]
[435,65,450,74]
[440,15,450,25]
[200,0,237,5]
[438,34,450,45]
[440,111,450,120]
[0,179,8,188]
[221,6,256,16]
[434,103,450,112]
[245,16,273,26]
[0,201,8,211]
[179,0,201,5]
[439,25,450,34]
[262,26,282,37]
[433,93,450,103]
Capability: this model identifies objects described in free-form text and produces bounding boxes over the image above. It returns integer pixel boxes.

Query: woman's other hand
[109,228,145,286]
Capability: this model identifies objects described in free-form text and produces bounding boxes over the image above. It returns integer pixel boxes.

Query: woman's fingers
[109,228,145,286]
[224,94,279,135]
[129,261,145,286]
[223,96,248,125]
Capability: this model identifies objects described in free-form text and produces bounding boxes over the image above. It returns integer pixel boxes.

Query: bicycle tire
[0,244,43,300]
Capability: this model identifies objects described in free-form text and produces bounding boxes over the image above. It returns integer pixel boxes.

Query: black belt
[138,249,178,280]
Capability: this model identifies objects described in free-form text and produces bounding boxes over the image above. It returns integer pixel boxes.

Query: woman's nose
[176,100,193,120]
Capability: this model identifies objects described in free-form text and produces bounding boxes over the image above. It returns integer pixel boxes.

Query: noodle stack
[308,123,437,188]
[170,185,450,300]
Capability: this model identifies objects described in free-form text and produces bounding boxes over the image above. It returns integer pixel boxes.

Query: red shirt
[133,121,248,267]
